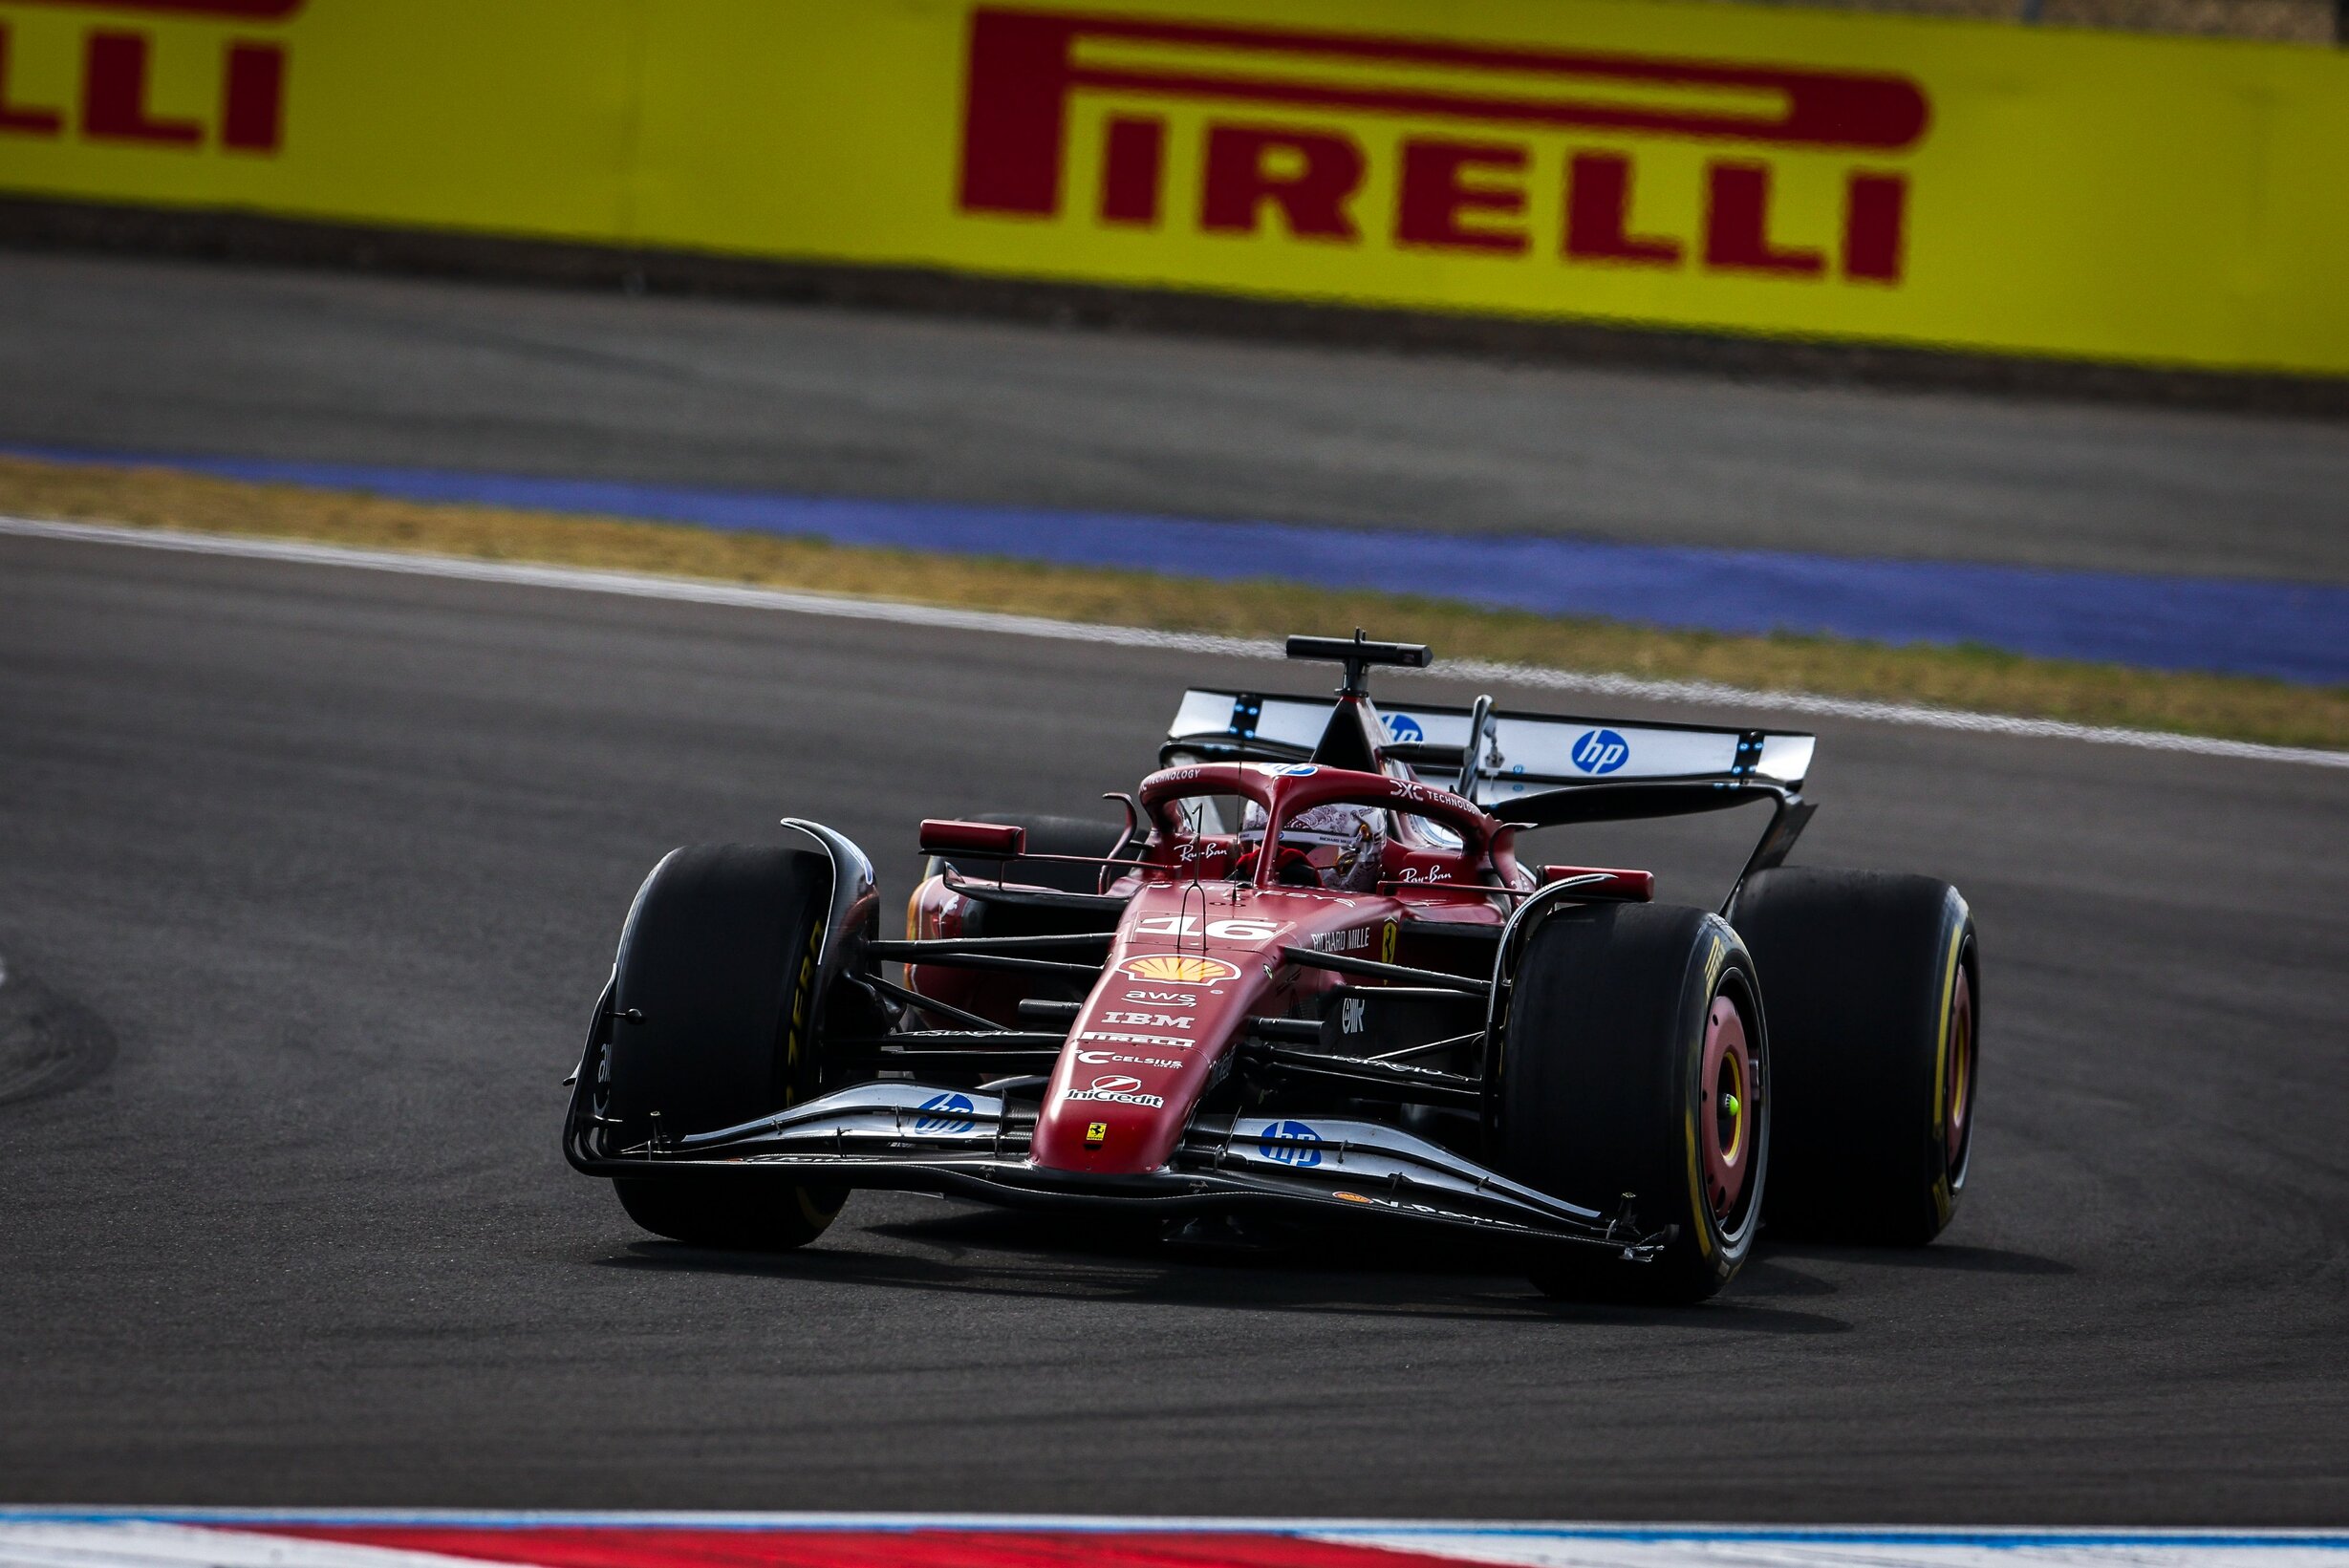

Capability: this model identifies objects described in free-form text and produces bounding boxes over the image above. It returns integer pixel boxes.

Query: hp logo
[1571,728,1630,775]
[914,1092,978,1134]
[1259,1120,1323,1168]
[1383,713,1425,743]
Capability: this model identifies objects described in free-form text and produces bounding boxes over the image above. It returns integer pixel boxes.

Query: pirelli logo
[0,0,297,155]
[958,8,1930,285]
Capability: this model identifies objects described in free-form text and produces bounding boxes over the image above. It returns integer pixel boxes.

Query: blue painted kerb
[10,446,2342,685]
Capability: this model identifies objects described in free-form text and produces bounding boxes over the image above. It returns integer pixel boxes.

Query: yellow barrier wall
[1,0,2343,376]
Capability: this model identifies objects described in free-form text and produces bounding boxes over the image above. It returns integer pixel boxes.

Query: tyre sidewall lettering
[1929,890,1976,1225]
[1681,919,1762,1279]
[783,917,825,1106]
[1681,934,1720,1264]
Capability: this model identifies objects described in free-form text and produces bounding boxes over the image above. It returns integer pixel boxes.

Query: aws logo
[959,8,1929,286]
[0,0,296,155]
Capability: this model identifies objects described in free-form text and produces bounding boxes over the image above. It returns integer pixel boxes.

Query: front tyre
[1729,869,1977,1245]
[614,1171,844,1253]
[1498,903,1769,1305]
[603,843,847,1250]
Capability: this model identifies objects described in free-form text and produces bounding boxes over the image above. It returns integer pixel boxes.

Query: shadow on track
[0,961,115,1106]
[1765,1241,2076,1276]
[587,1203,1854,1334]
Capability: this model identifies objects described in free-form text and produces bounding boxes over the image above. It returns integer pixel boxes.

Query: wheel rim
[1945,964,1974,1166]
[1700,995,1754,1219]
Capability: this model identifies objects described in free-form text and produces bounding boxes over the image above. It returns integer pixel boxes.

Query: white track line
[1330,1530,2349,1566]
[4,514,2340,771]
[0,1524,496,1568]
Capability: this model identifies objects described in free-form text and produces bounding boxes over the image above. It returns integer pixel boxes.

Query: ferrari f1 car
[563,634,1978,1302]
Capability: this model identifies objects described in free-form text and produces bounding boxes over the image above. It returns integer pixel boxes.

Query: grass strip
[3,453,2341,752]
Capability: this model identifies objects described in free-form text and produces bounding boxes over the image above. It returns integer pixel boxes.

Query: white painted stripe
[3,513,2342,771]
[1325,1528,2349,1565]
[1,1514,2342,1545]
[0,1519,2340,1567]
[0,1525,536,1568]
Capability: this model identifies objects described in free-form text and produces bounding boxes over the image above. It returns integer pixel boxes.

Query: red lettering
[957,10,1929,222]
[1200,123,1364,241]
[0,25,65,137]
[1703,161,1822,278]
[220,39,284,153]
[960,11,1070,216]
[1396,138,1527,254]
[1563,151,1681,267]
[82,31,201,145]
[1098,114,1162,226]
[1843,170,1906,283]
[34,2,305,15]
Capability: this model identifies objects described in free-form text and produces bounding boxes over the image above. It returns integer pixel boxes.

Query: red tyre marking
[1945,962,1973,1165]
[1698,994,1752,1217]
[252,1526,1479,1568]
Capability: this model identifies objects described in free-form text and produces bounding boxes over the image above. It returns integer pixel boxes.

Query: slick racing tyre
[604,843,847,1250]
[1728,869,1977,1246]
[1498,903,1768,1305]
[924,812,1133,894]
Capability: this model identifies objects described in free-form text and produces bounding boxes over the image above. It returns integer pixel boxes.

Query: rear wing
[1164,689,1814,809]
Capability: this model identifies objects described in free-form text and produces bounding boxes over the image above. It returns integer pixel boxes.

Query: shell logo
[1116,955,1239,984]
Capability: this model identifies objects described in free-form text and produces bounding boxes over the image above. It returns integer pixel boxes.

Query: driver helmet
[1239,800,1388,892]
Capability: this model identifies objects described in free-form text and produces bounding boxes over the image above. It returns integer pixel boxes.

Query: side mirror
[919,819,1025,859]
[1541,865,1654,902]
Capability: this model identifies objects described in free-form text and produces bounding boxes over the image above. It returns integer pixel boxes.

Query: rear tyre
[1728,868,1977,1245]
[1498,903,1768,1305]
[604,843,847,1250]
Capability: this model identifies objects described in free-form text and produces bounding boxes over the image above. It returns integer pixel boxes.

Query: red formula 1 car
[563,634,1978,1301]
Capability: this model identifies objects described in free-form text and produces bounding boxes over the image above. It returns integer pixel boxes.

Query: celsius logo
[914,1092,977,1134]
[1384,713,1425,743]
[1077,1050,1184,1069]
[1571,728,1630,775]
[1259,1120,1323,1168]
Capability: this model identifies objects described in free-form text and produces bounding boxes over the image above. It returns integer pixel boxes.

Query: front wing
[565,1079,1668,1259]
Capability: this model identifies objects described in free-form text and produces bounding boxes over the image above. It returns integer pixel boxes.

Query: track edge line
[4,514,2339,771]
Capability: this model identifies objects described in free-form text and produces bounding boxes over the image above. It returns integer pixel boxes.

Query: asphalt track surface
[2,531,2344,1524]
[5,250,2347,584]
